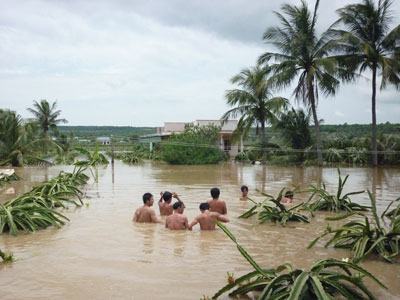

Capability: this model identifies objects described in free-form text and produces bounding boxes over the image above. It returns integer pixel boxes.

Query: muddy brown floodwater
[1,161,400,299]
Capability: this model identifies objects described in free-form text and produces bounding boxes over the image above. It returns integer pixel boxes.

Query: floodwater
[1,161,400,299]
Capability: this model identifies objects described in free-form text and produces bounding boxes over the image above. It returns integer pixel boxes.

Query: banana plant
[305,169,368,212]
[239,188,309,225]
[214,222,385,299]
[309,191,400,263]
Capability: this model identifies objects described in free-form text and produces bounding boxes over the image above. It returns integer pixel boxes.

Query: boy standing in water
[165,202,189,230]
[159,191,181,216]
[208,187,227,215]
[133,193,161,223]
[189,203,229,230]
[240,185,249,201]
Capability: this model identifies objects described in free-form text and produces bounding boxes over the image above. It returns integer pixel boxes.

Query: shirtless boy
[165,202,189,230]
[159,191,181,216]
[189,203,229,231]
[240,185,249,201]
[133,193,161,223]
[208,187,227,215]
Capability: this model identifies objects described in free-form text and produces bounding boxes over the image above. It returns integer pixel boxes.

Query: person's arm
[184,217,189,229]
[172,192,181,202]
[222,201,227,215]
[217,214,229,223]
[188,217,199,230]
[159,192,164,205]
[133,209,139,222]
[150,209,162,224]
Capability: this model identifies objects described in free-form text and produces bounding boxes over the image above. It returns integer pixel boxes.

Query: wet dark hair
[173,201,184,210]
[143,193,153,203]
[199,202,210,211]
[285,191,294,198]
[162,191,173,202]
[210,187,220,199]
[241,185,248,192]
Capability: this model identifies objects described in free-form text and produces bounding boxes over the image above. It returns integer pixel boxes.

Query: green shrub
[234,152,249,162]
[161,124,225,165]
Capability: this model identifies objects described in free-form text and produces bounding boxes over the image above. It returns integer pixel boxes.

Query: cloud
[0,0,399,125]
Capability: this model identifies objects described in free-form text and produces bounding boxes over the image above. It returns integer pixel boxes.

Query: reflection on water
[1,161,400,299]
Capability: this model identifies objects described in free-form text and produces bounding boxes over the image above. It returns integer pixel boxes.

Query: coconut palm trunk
[371,64,378,166]
[260,121,267,161]
[309,83,323,165]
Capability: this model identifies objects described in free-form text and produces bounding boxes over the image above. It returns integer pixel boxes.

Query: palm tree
[333,0,400,166]
[27,100,67,137]
[0,110,44,166]
[276,108,312,161]
[222,66,288,160]
[258,0,340,165]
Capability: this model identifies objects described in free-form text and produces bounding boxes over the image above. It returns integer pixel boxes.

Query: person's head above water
[162,191,173,203]
[241,185,248,195]
[285,191,294,199]
[143,193,154,206]
[210,187,220,199]
[173,201,185,213]
[199,202,210,212]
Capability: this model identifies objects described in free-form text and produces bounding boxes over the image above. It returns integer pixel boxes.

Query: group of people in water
[133,185,295,230]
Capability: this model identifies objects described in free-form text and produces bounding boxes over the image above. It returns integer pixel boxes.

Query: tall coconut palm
[27,100,67,137]
[222,66,288,160]
[258,0,340,165]
[333,0,400,166]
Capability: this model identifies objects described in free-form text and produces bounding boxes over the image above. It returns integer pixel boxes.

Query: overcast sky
[0,0,399,126]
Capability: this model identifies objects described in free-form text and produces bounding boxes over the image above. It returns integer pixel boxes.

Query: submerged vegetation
[309,191,400,263]
[0,167,89,235]
[239,189,309,225]
[0,249,14,263]
[0,170,20,186]
[214,222,385,299]
[306,169,368,212]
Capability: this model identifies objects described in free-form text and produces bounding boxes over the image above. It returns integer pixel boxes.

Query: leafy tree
[27,99,67,137]
[162,124,225,165]
[259,0,340,165]
[333,0,400,165]
[222,66,288,160]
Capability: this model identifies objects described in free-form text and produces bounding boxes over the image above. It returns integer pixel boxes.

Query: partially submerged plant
[306,169,367,212]
[0,170,20,186]
[0,249,14,263]
[382,197,400,220]
[213,222,386,299]
[74,147,108,181]
[309,191,400,263]
[0,168,88,235]
[239,189,309,225]
[120,152,143,165]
